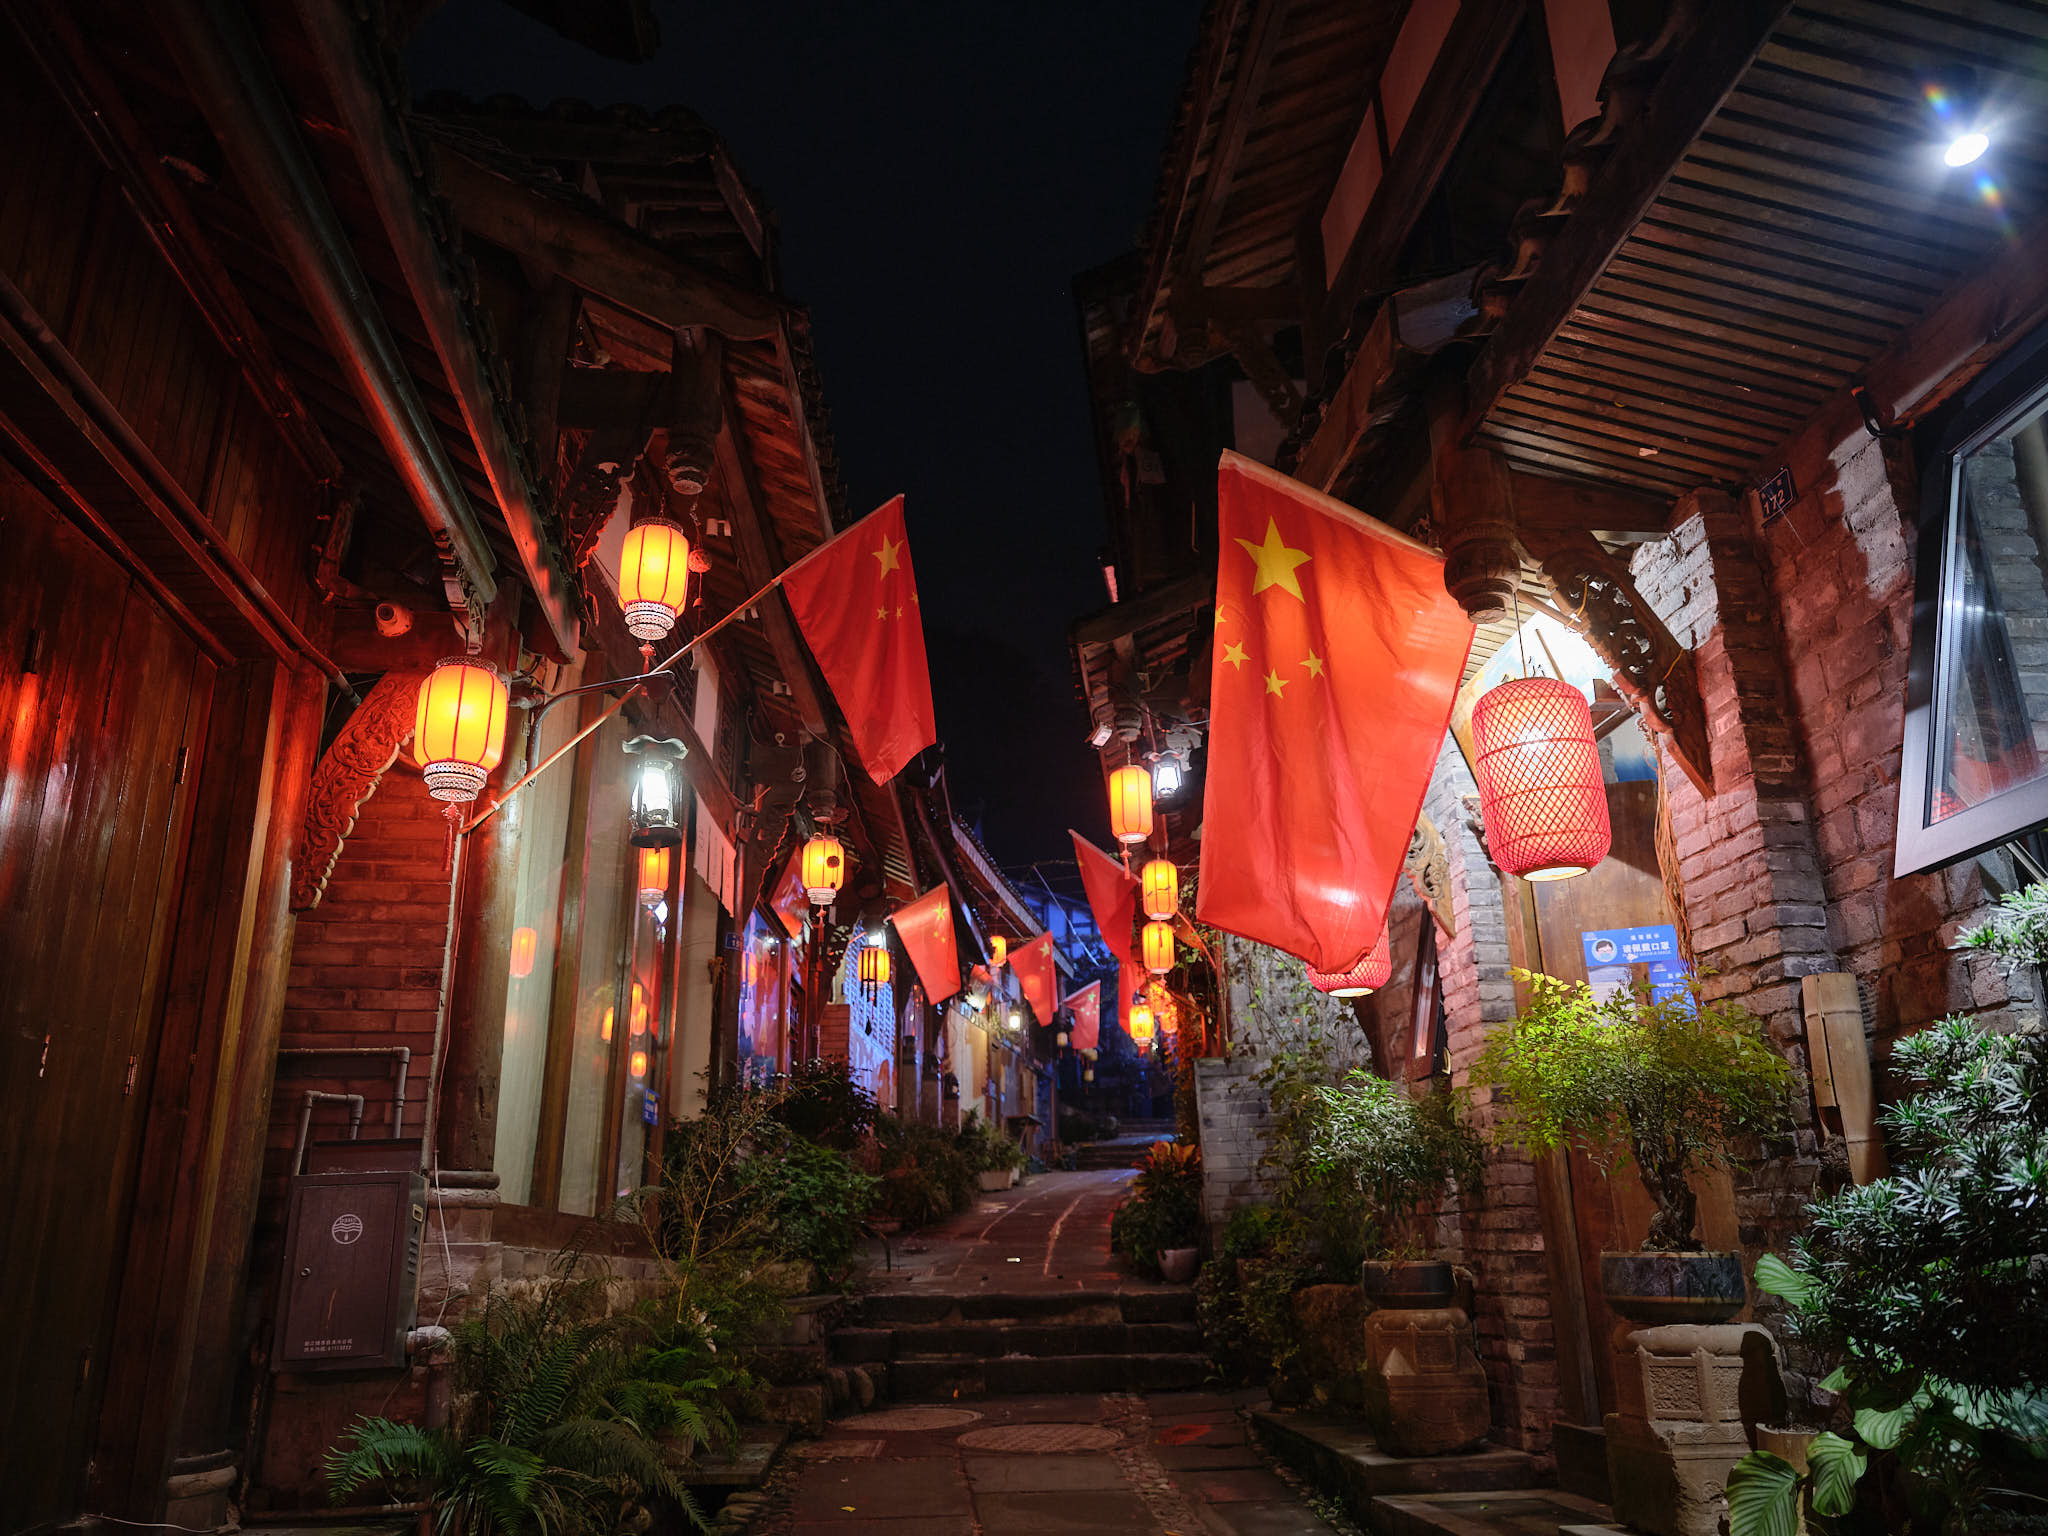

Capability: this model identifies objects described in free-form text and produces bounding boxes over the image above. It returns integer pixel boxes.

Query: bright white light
[1152,756,1183,798]
[1006,1010,1022,1030]
[634,760,675,819]
[1946,130,1990,167]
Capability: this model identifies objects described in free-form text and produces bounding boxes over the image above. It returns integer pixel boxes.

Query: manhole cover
[794,1439,885,1460]
[835,1406,984,1431]
[954,1423,1123,1453]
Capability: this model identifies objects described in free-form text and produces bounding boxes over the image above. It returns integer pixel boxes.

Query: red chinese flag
[781,496,937,782]
[890,885,961,1002]
[1012,934,1058,1024]
[770,852,810,939]
[1064,981,1101,1051]
[1197,452,1473,972]
[1070,831,1139,969]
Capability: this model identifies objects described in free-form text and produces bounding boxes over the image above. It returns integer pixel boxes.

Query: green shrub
[1194,1204,1320,1388]
[873,1116,976,1227]
[1958,882,2048,972]
[1475,971,1791,1251]
[744,1137,878,1283]
[774,1058,879,1151]
[1728,1019,2048,1536]
[1110,1141,1202,1276]
[956,1114,1025,1175]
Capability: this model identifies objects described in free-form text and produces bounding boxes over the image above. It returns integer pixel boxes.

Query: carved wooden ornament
[1405,811,1455,936]
[290,671,425,912]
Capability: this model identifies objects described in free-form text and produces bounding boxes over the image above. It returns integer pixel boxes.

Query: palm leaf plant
[326,1273,707,1536]
[1725,1018,2048,1536]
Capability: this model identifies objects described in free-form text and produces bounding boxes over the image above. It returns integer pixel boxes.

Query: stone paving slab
[973,1489,1159,1533]
[1153,1442,1268,1470]
[791,1459,971,1520]
[1184,1468,1302,1503]
[1371,1489,1612,1536]
[963,1454,1130,1491]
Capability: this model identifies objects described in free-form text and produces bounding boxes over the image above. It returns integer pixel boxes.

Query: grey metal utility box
[273,1170,426,1372]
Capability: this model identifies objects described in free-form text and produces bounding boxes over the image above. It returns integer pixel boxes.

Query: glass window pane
[1935,408,2048,820]
[559,713,636,1215]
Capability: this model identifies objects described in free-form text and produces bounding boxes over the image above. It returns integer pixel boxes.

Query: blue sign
[1581,924,1688,1007]
[641,1092,660,1126]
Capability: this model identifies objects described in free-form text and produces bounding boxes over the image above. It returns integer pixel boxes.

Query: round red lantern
[858,942,892,992]
[801,834,846,905]
[1108,764,1153,844]
[1142,918,1175,975]
[1140,858,1178,921]
[618,518,692,641]
[415,658,508,802]
[1307,927,1394,998]
[1469,676,1610,880]
[629,1048,649,1078]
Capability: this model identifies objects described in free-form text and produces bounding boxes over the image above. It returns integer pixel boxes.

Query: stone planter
[1159,1247,1200,1284]
[1600,1251,1785,1536]
[1360,1259,1490,1456]
[975,1169,1012,1192]
[1291,1283,1367,1409]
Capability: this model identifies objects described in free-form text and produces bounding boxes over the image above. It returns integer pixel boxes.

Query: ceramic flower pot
[976,1169,1011,1192]
[1599,1250,1747,1325]
[1159,1247,1200,1284]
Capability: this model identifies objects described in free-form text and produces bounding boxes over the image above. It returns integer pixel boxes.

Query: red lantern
[858,942,892,992]
[637,846,671,907]
[509,926,538,979]
[1307,927,1393,998]
[618,519,692,641]
[1128,997,1155,1042]
[414,658,508,802]
[1142,918,1175,975]
[801,834,846,905]
[990,934,1007,969]
[1108,764,1153,844]
[1470,676,1610,880]
[629,1048,649,1078]
[1140,858,1178,921]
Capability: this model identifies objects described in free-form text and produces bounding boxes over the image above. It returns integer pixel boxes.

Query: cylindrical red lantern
[1307,927,1394,998]
[509,926,538,979]
[1142,918,1175,975]
[637,846,671,907]
[414,658,508,802]
[858,942,892,991]
[1470,676,1611,880]
[629,1048,649,1078]
[1128,997,1154,1042]
[618,518,692,641]
[990,934,1007,969]
[801,834,846,905]
[1108,764,1153,844]
[1140,858,1178,920]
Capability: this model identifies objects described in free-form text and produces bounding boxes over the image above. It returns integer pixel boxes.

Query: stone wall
[1193,933,1373,1232]
[1423,741,1560,1454]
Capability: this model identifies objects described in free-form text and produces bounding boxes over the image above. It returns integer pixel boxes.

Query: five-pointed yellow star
[1264,670,1289,697]
[877,606,889,620]
[1235,518,1311,601]
[1222,641,1249,670]
[874,534,902,577]
[1303,650,1325,678]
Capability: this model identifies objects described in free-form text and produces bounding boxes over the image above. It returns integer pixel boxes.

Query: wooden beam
[1181,0,1294,280]
[1320,0,1525,345]
[1295,304,1401,491]
[1509,468,1672,536]
[711,385,832,737]
[1462,0,1793,435]
[558,367,669,430]
[1069,571,1214,647]
[432,143,787,342]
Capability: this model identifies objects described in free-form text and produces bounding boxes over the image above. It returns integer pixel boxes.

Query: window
[1899,325,2048,874]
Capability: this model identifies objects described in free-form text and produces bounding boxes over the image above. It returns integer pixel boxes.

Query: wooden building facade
[0,2,920,1526]
[1075,0,2048,1471]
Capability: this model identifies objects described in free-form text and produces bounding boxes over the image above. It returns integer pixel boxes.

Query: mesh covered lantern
[618,519,692,641]
[1470,676,1610,880]
[415,658,508,802]
[1108,764,1153,844]
[1307,927,1394,998]
[801,834,846,905]
[1140,858,1178,920]
[1142,918,1175,975]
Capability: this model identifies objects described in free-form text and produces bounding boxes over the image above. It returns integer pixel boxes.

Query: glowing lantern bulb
[509,927,538,978]
[629,1049,648,1078]
[637,846,671,907]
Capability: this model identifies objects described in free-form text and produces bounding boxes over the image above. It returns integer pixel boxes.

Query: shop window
[1900,325,2048,874]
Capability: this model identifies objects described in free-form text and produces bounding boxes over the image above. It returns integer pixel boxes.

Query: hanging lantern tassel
[1307,926,1394,998]
[1470,676,1611,880]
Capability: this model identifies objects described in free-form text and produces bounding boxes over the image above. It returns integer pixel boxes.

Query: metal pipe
[422,826,469,1175]
[277,1045,410,1136]
[293,1090,365,1176]
[153,0,499,622]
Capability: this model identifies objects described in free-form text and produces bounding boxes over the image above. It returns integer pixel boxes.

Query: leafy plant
[742,1136,878,1283]
[1474,971,1792,1251]
[1111,1141,1203,1275]
[1258,1040,1482,1272]
[873,1115,976,1227]
[326,1274,702,1536]
[773,1058,879,1151]
[1958,882,2048,972]
[1726,1019,2048,1536]
[956,1114,1026,1175]
[1194,1204,1321,1388]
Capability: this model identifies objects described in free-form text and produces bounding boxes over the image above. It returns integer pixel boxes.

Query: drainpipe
[276,1044,410,1136]
[152,0,499,625]
[292,1090,365,1176]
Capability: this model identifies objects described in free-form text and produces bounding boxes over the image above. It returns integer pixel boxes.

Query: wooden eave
[1466,0,2048,495]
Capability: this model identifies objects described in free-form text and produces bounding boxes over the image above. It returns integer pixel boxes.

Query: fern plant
[326,1275,708,1536]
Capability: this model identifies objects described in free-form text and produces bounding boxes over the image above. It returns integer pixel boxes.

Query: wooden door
[0,476,212,1525]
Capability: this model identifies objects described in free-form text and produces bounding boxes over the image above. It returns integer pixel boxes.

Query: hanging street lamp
[625,735,688,848]
[1108,763,1153,844]
[1469,675,1610,881]
[414,657,509,803]
[1140,858,1178,920]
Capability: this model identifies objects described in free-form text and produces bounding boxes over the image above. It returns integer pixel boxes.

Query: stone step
[853,1288,1197,1326]
[1250,1410,1551,1529]
[1369,1490,1612,1536]
[832,1319,1203,1362]
[887,1351,1211,1400]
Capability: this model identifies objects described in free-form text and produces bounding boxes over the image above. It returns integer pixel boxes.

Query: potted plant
[1476,971,1792,1320]
[959,1116,1026,1191]
[1727,1018,2048,1536]
[1110,1140,1203,1279]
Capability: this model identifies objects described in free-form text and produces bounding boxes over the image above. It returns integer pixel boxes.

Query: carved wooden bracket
[1521,527,1712,796]
[1434,443,1522,622]
[1405,811,1455,936]
[290,671,424,912]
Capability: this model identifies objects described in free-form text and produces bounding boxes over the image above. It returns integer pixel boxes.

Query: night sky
[409,0,1201,870]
